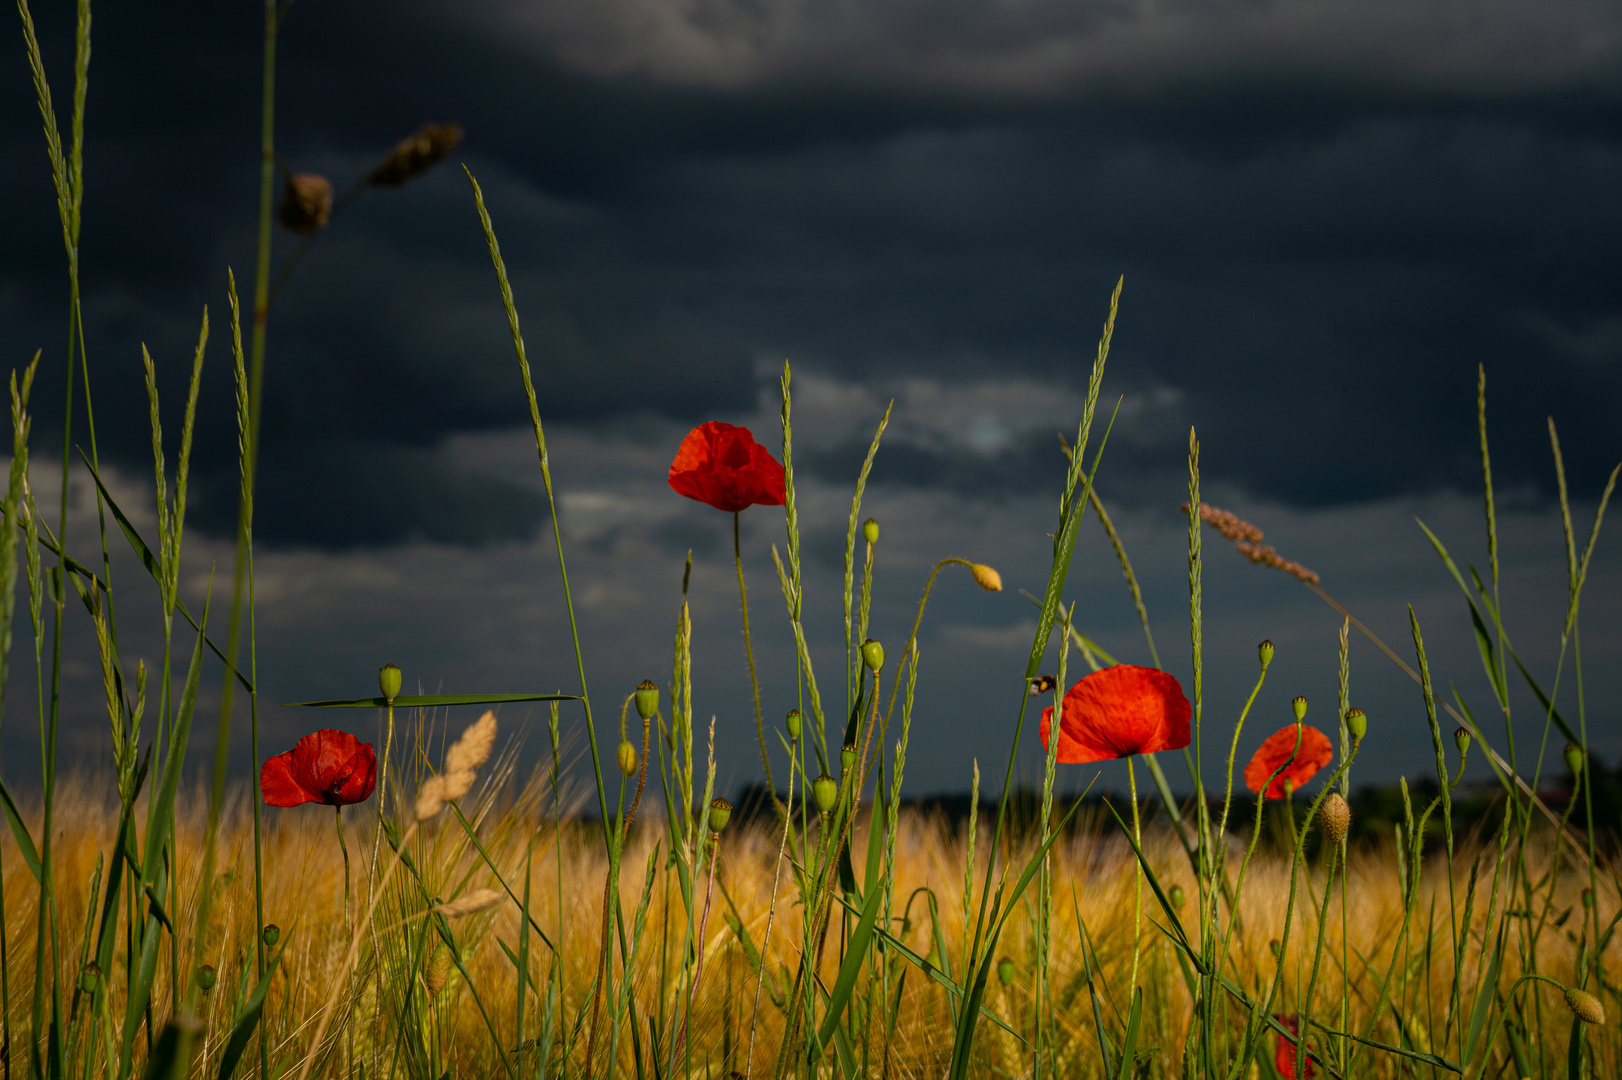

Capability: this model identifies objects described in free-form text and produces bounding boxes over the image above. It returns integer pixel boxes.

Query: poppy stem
[735,511,779,814]
[334,803,351,1080]
[1127,755,1143,993]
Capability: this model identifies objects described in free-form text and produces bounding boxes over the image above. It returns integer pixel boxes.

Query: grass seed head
[446,710,498,776]
[435,889,504,918]
[379,663,402,702]
[277,173,332,234]
[1319,793,1351,844]
[1565,986,1605,1025]
[367,122,464,188]
[970,563,1003,592]
[635,679,660,720]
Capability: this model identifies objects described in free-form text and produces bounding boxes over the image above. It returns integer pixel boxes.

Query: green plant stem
[735,511,779,814]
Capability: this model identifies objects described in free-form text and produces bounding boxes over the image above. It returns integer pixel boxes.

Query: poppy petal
[1244,725,1333,799]
[668,422,786,513]
[261,752,319,807]
[1039,665,1192,764]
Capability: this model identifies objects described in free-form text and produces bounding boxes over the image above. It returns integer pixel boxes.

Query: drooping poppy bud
[277,173,333,235]
[1344,708,1367,743]
[708,797,733,834]
[861,639,885,672]
[862,518,879,544]
[379,663,402,702]
[812,774,839,814]
[262,924,281,947]
[1565,986,1605,1025]
[1291,696,1308,722]
[1258,640,1275,670]
[617,740,638,777]
[996,957,1016,986]
[1565,742,1585,776]
[785,709,803,740]
[1453,727,1470,755]
[196,965,217,991]
[841,743,857,775]
[635,680,660,721]
[1319,793,1351,844]
[970,564,1003,592]
[1169,884,1186,910]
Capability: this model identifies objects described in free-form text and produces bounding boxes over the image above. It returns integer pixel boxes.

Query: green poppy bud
[617,740,638,777]
[707,797,733,834]
[786,709,803,740]
[1344,707,1367,742]
[812,773,839,815]
[1169,885,1186,910]
[635,680,660,721]
[861,639,885,673]
[78,963,101,994]
[1565,742,1585,777]
[1258,640,1274,670]
[262,924,281,947]
[996,957,1016,987]
[841,743,857,775]
[1582,888,1595,909]
[196,965,217,991]
[379,663,402,702]
[862,518,879,544]
[1453,727,1470,755]
[1291,696,1308,722]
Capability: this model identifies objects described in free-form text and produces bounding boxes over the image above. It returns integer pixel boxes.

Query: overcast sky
[2,0,1619,804]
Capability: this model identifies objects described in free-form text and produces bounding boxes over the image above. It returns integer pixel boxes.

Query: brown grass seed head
[367,122,463,187]
[277,173,333,234]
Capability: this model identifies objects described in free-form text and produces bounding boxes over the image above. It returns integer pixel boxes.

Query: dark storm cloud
[3,0,1620,551]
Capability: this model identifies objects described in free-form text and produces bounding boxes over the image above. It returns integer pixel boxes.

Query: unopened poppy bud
[379,663,402,702]
[1582,888,1595,908]
[1258,640,1274,669]
[970,564,1003,592]
[277,173,333,235]
[617,740,637,777]
[862,518,879,544]
[1319,793,1351,844]
[425,947,452,997]
[1565,986,1605,1025]
[262,924,281,947]
[78,963,101,994]
[635,680,659,720]
[996,957,1016,986]
[786,709,803,740]
[196,965,217,991]
[1029,675,1056,696]
[707,796,733,834]
[1344,708,1367,742]
[1169,885,1186,910]
[1565,742,1584,776]
[841,743,857,775]
[812,773,839,814]
[861,639,885,672]
[1291,696,1308,722]
[1453,727,1470,755]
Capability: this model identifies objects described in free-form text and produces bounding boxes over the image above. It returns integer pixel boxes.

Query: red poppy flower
[668,422,786,513]
[261,729,378,807]
[1244,724,1333,799]
[1273,1015,1315,1078]
[1038,665,1192,764]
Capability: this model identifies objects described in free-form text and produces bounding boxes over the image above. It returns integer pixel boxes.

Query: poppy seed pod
[262,924,281,947]
[1565,986,1605,1025]
[635,680,660,721]
[996,957,1016,987]
[1258,640,1275,670]
[970,564,1003,592]
[1291,696,1308,722]
[1344,708,1367,743]
[841,743,857,775]
[862,518,879,544]
[786,709,803,740]
[78,963,101,994]
[1319,793,1351,845]
[196,965,217,991]
[812,773,839,814]
[379,663,402,702]
[1453,727,1470,755]
[617,740,637,778]
[1565,742,1585,776]
[1169,884,1186,910]
[861,639,885,672]
[707,796,733,834]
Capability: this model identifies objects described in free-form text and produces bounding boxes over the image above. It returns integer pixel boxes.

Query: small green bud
[862,518,879,544]
[1582,888,1595,909]
[634,680,660,721]
[861,639,885,673]
[786,709,803,740]
[617,740,638,777]
[707,797,733,834]
[1344,707,1367,742]
[78,963,101,994]
[262,924,281,947]
[1169,885,1186,910]
[1291,696,1308,722]
[379,663,402,702]
[1453,727,1470,756]
[996,957,1016,987]
[1258,640,1274,670]
[1268,939,1282,960]
[196,965,217,991]
[841,742,857,775]
[1565,742,1585,777]
[812,773,839,814]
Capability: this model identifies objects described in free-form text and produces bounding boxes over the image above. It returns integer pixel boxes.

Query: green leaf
[1114,988,1142,1080]
[286,693,580,708]
[215,933,290,1080]
[1567,1013,1583,1080]
[1462,926,1504,1066]
[0,776,41,881]
[813,864,886,1060]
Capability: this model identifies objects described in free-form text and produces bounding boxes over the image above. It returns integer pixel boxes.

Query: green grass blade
[214,933,289,1080]
[1113,988,1142,1080]
[812,863,886,1058]
[0,778,41,881]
